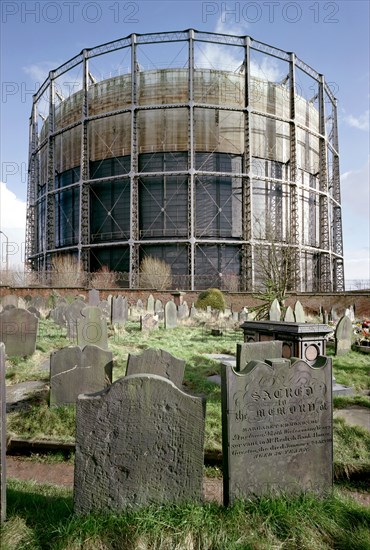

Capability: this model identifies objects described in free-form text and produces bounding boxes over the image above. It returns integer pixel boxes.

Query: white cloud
[0,182,26,267]
[344,247,370,283]
[341,160,370,219]
[23,61,59,86]
[344,110,369,131]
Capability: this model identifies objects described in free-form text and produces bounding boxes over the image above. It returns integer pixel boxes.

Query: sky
[0,0,369,287]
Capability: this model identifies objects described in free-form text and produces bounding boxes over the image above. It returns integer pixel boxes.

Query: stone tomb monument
[0,344,6,523]
[74,374,205,514]
[50,345,113,406]
[335,315,353,356]
[126,348,185,388]
[221,356,333,504]
[165,300,177,329]
[0,308,38,357]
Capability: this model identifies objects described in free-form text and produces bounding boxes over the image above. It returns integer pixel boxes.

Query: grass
[330,349,370,391]
[1,479,370,550]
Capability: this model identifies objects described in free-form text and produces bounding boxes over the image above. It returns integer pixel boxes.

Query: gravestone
[232,311,239,322]
[236,341,283,371]
[1,295,18,309]
[222,356,333,504]
[64,299,86,339]
[294,301,305,323]
[177,302,189,321]
[155,299,163,314]
[50,345,113,406]
[269,299,281,321]
[88,289,100,306]
[147,294,155,313]
[165,301,177,329]
[98,300,111,321]
[18,297,26,310]
[77,307,108,350]
[335,315,353,356]
[111,296,128,325]
[50,304,67,328]
[74,374,205,514]
[0,308,38,357]
[126,348,185,388]
[240,308,248,323]
[27,306,41,319]
[0,344,6,523]
[3,305,16,311]
[137,299,144,311]
[141,313,159,331]
[345,306,355,323]
[284,306,295,323]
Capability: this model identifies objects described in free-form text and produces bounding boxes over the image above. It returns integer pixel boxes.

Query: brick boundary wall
[1,287,370,318]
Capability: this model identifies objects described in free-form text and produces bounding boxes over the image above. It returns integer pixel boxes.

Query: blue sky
[0,0,369,284]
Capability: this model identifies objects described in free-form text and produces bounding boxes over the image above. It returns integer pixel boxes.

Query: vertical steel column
[25,101,38,270]
[188,29,195,290]
[242,36,253,291]
[79,49,90,272]
[331,99,345,291]
[129,34,139,288]
[45,72,55,271]
[289,53,301,291]
[318,75,332,291]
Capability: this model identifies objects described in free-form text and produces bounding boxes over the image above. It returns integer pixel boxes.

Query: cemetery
[0,291,369,548]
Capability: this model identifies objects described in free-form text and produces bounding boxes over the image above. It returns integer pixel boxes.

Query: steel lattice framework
[26,30,345,291]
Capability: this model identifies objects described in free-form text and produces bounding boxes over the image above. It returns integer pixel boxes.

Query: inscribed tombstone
[0,308,38,357]
[74,374,205,514]
[111,296,128,325]
[221,356,333,504]
[140,313,159,331]
[88,289,100,306]
[64,299,86,339]
[269,299,281,321]
[236,341,283,371]
[294,301,305,323]
[165,301,177,329]
[335,315,353,356]
[50,345,113,406]
[126,348,185,388]
[0,344,6,523]
[77,307,108,350]
[147,294,155,313]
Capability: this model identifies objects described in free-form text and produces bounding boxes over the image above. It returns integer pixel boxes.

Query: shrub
[195,288,226,311]
[90,266,119,289]
[51,255,85,287]
[139,256,172,290]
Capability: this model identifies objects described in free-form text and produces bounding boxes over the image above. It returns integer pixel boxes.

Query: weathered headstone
[0,308,38,357]
[155,299,163,314]
[232,311,239,322]
[335,315,353,356]
[140,313,159,331]
[27,306,41,319]
[240,308,248,323]
[126,348,185,388]
[111,296,128,325]
[345,306,355,323]
[165,301,177,329]
[284,306,295,323]
[50,345,113,406]
[74,374,205,514]
[64,299,86,339]
[177,302,189,321]
[50,304,68,328]
[0,344,6,523]
[98,300,111,321]
[269,299,281,321]
[147,294,155,313]
[236,341,283,371]
[77,307,108,350]
[88,289,100,306]
[294,301,305,323]
[1,295,18,309]
[221,356,333,504]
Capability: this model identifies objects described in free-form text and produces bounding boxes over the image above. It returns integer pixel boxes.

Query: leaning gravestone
[269,299,281,321]
[74,374,205,514]
[335,315,353,356]
[284,306,295,323]
[165,301,177,329]
[0,343,6,523]
[126,348,185,388]
[140,313,159,332]
[0,308,38,357]
[236,341,283,371]
[221,356,333,504]
[50,345,113,406]
[77,307,108,350]
[294,301,305,323]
